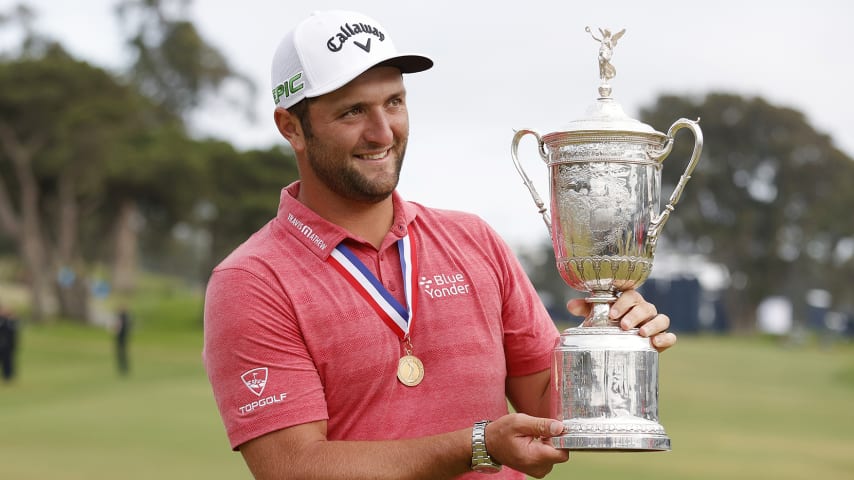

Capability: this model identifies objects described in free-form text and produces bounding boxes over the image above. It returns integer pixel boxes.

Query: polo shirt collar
[276,181,417,260]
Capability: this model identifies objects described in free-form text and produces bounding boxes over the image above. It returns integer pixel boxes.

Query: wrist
[471,420,502,474]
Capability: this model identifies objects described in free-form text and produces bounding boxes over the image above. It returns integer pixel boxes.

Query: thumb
[548,420,566,437]
[532,417,566,437]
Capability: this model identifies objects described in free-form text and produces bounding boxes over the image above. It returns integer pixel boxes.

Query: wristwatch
[471,420,502,473]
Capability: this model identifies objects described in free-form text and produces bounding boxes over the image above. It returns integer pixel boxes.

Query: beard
[304,136,408,204]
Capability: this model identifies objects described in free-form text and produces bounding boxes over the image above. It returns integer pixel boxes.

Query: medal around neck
[511,27,703,451]
[327,233,424,386]
[396,354,424,387]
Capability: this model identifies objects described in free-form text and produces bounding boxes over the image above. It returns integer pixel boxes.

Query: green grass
[1,319,853,479]
[0,321,249,480]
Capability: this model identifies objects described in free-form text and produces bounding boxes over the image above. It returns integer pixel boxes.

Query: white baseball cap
[271,10,433,110]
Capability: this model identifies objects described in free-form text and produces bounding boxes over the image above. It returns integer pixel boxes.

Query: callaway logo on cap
[270,10,433,109]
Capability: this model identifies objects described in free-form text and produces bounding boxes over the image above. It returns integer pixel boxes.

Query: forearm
[242,425,472,480]
[532,372,553,418]
[506,368,553,418]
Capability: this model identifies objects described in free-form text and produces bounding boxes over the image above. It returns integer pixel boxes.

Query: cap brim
[376,54,434,74]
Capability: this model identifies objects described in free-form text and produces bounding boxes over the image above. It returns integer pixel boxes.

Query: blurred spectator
[0,305,19,383]
[115,307,132,376]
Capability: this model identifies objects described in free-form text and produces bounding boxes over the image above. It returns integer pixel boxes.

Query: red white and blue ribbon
[328,232,418,339]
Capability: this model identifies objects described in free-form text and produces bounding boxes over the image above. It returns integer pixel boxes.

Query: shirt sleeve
[203,263,329,450]
[483,223,560,378]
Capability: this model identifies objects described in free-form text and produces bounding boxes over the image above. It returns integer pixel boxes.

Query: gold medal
[397,354,424,387]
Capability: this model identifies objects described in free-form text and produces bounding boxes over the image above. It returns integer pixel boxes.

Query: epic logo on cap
[272,72,305,105]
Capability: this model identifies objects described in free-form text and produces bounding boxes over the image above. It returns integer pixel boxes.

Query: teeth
[359,151,388,160]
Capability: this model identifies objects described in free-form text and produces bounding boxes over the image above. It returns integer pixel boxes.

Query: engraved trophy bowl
[510,27,702,451]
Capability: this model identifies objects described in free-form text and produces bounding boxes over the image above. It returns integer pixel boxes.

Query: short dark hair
[287,97,314,139]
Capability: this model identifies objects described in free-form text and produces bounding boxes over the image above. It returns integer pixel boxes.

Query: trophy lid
[559,97,658,134]
[547,27,660,138]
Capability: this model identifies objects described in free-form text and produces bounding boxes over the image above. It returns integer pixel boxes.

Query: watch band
[471,420,502,473]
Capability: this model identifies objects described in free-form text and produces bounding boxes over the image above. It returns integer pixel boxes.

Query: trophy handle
[648,118,703,245]
[511,129,551,232]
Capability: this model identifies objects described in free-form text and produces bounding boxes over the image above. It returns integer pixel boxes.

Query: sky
[2,0,853,250]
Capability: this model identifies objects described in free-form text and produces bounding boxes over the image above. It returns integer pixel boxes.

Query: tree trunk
[723,289,755,333]
[55,173,89,322]
[0,171,19,238]
[55,271,90,322]
[0,123,52,322]
[112,199,140,294]
[20,218,52,322]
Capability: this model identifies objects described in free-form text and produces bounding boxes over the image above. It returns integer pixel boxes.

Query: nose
[363,108,395,146]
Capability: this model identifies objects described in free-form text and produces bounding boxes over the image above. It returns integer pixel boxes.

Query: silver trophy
[510,27,702,451]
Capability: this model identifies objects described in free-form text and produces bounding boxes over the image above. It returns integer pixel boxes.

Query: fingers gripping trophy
[511,28,702,451]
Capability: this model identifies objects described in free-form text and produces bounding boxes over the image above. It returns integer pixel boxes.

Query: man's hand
[485,413,570,479]
[566,289,677,352]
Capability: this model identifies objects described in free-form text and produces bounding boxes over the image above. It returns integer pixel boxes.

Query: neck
[297,184,394,249]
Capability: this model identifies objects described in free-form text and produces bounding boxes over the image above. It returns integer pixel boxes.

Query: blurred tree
[0,1,299,323]
[112,0,260,291]
[138,142,298,284]
[0,3,52,60]
[205,144,298,267]
[114,0,255,118]
[0,47,189,321]
[100,114,205,294]
[639,93,854,330]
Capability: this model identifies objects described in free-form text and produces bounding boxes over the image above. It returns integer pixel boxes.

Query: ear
[274,107,306,152]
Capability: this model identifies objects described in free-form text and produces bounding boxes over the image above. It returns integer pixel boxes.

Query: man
[0,304,18,383]
[203,10,676,479]
[115,307,131,376]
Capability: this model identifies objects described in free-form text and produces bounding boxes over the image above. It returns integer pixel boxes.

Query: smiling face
[297,66,409,204]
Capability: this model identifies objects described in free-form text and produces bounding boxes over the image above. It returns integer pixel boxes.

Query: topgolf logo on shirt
[418,272,471,299]
[238,367,288,415]
[241,367,268,397]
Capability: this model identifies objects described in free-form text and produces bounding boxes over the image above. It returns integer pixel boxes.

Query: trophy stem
[583,291,618,327]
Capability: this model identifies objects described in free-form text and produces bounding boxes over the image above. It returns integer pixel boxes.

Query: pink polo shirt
[203,182,558,478]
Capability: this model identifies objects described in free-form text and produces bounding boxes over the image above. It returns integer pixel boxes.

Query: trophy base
[551,327,671,452]
[551,417,670,451]
[551,432,671,451]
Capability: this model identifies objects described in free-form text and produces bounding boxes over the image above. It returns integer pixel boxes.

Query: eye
[341,105,364,118]
[388,97,404,108]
